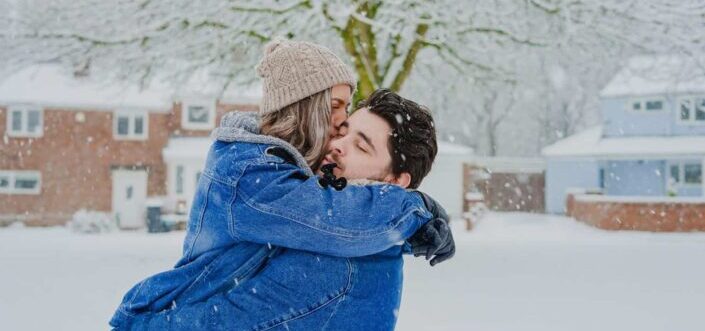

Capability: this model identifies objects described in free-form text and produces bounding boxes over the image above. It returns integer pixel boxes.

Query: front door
[112,169,148,229]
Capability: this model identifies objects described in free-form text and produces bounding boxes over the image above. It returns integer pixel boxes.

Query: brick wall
[567,194,705,231]
[1,108,170,225]
[0,101,257,226]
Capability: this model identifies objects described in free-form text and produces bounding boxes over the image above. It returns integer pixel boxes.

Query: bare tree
[1,0,704,155]
[3,1,703,98]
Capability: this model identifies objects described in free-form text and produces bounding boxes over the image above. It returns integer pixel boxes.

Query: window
[669,162,702,186]
[677,96,705,124]
[6,106,43,137]
[0,171,41,195]
[630,98,665,112]
[181,100,216,130]
[175,165,184,194]
[684,164,702,184]
[113,111,148,140]
[669,164,680,184]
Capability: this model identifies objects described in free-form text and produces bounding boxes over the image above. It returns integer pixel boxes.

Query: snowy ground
[2,212,705,331]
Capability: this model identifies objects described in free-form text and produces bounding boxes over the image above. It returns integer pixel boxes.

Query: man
[309,88,454,330]
[113,89,453,330]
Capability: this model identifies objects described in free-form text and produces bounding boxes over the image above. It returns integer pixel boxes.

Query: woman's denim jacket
[110,113,432,330]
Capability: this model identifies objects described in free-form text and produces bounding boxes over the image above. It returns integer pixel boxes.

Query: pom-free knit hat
[256,40,357,115]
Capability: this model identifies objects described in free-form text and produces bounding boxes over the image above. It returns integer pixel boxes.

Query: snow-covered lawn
[2,212,705,331]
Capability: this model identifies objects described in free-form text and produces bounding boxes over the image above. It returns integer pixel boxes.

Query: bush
[69,210,118,233]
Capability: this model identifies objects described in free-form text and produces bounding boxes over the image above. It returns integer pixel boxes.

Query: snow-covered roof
[166,68,262,105]
[437,141,474,155]
[0,65,173,111]
[0,64,262,112]
[467,157,545,173]
[542,126,705,158]
[600,55,705,98]
[162,137,212,160]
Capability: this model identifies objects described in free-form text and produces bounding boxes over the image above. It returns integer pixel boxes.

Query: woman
[110,40,448,330]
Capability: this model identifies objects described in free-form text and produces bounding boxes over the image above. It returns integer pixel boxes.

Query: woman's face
[329,84,352,140]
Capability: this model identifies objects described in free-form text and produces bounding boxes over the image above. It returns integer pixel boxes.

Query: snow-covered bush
[464,202,488,225]
[69,210,118,234]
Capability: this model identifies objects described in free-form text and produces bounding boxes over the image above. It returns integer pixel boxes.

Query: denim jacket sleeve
[231,157,433,257]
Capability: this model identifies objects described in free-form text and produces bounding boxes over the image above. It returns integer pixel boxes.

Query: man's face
[328,84,352,140]
[321,107,395,183]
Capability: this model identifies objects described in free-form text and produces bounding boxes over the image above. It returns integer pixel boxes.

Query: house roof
[0,64,262,111]
[437,141,474,155]
[0,65,172,111]
[466,157,545,173]
[542,126,705,158]
[600,55,705,98]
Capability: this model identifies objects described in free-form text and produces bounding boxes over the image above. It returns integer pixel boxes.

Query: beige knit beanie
[256,40,357,115]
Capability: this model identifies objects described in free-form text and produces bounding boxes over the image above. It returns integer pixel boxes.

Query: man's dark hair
[356,88,438,189]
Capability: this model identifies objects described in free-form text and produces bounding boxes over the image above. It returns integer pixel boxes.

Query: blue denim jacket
[110,113,432,330]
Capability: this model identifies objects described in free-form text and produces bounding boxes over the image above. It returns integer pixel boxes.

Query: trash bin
[146,198,166,233]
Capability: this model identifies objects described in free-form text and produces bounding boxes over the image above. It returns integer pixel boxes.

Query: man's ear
[390,172,412,189]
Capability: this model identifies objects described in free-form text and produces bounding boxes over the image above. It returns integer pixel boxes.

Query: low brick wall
[567,194,705,232]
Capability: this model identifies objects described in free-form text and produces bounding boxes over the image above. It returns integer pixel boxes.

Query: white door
[112,169,148,229]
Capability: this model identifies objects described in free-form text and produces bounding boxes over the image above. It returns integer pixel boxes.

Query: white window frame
[676,95,705,125]
[113,110,149,140]
[667,161,702,189]
[0,170,42,195]
[628,97,666,113]
[181,99,216,130]
[6,105,43,138]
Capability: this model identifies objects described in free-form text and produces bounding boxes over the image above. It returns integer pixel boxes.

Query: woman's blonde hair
[260,88,332,170]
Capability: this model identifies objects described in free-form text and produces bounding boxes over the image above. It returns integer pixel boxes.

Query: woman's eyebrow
[332,97,349,106]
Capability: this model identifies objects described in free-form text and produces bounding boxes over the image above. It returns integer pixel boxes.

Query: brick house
[0,65,258,227]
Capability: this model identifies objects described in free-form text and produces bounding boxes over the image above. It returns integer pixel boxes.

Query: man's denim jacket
[110,113,432,330]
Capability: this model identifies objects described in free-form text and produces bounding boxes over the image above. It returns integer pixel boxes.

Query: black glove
[408,217,455,266]
[409,192,456,266]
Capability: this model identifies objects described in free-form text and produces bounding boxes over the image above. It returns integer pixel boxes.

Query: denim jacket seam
[202,170,233,186]
[185,177,213,261]
[255,258,354,331]
[225,164,249,241]
[121,278,149,316]
[233,247,277,283]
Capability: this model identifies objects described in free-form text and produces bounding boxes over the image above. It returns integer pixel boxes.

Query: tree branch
[230,1,312,14]
[458,26,548,47]
[389,22,429,92]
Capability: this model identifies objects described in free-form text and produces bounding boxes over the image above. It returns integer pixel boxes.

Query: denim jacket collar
[211,111,314,177]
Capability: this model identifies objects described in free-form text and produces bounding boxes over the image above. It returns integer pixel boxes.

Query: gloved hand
[408,217,455,266]
[409,192,455,266]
